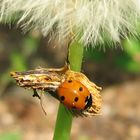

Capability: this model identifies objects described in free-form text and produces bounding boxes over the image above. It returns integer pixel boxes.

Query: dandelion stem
[68,41,84,71]
[53,40,84,140]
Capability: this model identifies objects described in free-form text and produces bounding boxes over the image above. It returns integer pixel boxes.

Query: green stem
[68,41,84,71]
[53,41,84,140]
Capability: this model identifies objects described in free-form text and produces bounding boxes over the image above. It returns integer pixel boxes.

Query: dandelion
[0,0,140,45]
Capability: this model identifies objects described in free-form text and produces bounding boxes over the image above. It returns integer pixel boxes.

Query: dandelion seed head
[0,0,140,46]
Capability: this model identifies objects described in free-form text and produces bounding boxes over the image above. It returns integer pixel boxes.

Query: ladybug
[57,80,92,110]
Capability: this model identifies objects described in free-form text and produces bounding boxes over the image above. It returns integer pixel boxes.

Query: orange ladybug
[57,80,92,110]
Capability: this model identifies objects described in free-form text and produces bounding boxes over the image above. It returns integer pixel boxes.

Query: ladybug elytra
[57,80,92,110]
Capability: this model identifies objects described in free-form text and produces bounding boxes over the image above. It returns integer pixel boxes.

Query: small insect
[57,80,92,110]
[10,64,102,117]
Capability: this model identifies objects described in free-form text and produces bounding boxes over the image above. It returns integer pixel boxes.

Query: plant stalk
[53,40,84,140]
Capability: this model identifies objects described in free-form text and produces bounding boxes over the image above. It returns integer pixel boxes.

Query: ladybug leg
[33,89,47,115]
[33,89,41,99]
[40,90,47,115]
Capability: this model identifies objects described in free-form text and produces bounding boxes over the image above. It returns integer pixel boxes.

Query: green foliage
[84,39,140,73]
[10,50,27,71]
[123,38,140,55]
[0,132,21,140]
[0,32,40,95]
[22,34,40,57]
[84,47,105,63]
[115,38,140,73]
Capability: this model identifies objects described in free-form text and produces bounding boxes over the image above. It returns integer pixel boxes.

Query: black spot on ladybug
[74,97,79,102]
[79,87,83,91]
[68,80,72,83]
[60,96,65,101]
[84,94,92,109]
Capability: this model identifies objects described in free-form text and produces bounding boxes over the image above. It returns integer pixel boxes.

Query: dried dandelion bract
[10,65,102,117]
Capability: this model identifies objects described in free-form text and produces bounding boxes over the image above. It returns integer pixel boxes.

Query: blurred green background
[0,23,140,140]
